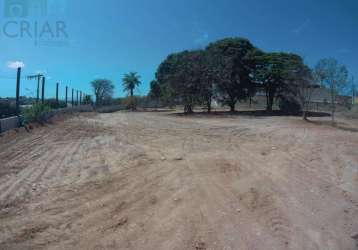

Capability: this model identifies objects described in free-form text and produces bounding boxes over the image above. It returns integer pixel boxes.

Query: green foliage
[0,101,17,118]
[149,80,161,100]
[82,95,93,105]
[122,72,141,98]
[253,52,307,111]
[156,50,211,113]
[22,103,52,124]
[206,38,259,111]
[44,99,67,109]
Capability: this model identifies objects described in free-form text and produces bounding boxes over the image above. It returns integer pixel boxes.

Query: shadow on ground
[306,119,358,133]
[168,110,331,118]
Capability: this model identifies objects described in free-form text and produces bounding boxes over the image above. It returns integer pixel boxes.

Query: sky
[0,0,357,99]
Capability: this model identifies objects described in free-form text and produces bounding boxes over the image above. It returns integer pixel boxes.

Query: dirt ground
[0,111,358,250]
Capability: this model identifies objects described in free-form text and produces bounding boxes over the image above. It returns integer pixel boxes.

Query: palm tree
[122,72,141,97]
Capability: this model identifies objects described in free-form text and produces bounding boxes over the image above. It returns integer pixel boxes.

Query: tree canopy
[91,79,114,106]
[122,72,141,97]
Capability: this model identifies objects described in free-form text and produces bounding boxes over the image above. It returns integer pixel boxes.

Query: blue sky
[0,0,357,99]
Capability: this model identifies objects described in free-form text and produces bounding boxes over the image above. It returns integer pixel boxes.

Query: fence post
[65,86,68,106]
[76,90,79,106]
[80,91,82,105]
[56,82,59,106]
[37,76,41,103]
[41,77,46,104]
[15,67,21,115]
[72,88,74,106]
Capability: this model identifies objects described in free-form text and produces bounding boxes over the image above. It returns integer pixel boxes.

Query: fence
[0,105,93,134]
[0,116,20,133]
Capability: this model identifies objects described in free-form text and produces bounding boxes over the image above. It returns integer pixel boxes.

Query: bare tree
[314,58,349,124]
[291,65,319,120]
[91,79,114,106]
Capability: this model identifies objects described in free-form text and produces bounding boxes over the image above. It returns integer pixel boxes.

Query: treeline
[149,37,350,120]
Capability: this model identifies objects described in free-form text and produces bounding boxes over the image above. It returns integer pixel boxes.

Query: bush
[44,99,67,109]
[279,96,302,114]
[0,101,17,118]
[82,95,93,105]
[22,104,52,124]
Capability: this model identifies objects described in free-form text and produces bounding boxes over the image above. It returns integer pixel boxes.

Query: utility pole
[41,77,46,104]
[76,90,79,106]
[56,82,59,106]
[15,67,21,115]
[26,74,43,103]
[80,91,82,105]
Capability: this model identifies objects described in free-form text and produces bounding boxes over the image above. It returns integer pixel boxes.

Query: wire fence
[0,67,91,119]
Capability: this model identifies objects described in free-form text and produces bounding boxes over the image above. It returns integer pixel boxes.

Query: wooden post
[76,90,79,106]
[41,77,46,104]
[15,67,21,115]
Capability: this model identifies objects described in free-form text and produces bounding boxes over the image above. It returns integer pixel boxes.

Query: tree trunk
[267,95,274,112]
[229,103,235,112]
[302,111,308,120]
[207,99,212,113]
[184,104,193,114]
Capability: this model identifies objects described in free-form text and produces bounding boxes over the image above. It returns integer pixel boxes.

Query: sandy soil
[0,111,357,250]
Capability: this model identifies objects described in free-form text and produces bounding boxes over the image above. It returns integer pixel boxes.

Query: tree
[254,52,304,112]
[91,79,114,106]
[122,72,141,97]
[149,80,161,109]
[122,72,141,111]
[314,58,349,124]
[206,38,258,112]
[82,95,93,105]
[156,50,206,114]
[293,64,317,120]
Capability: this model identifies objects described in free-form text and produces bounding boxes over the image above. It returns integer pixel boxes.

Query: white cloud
[36,70,47,75]
[7,61,25,69]
[292,19,311,34]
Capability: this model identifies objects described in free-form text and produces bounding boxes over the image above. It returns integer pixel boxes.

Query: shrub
[82,95,93,105]
[22,104,52,124]
[279,96,302,114]
[44,99,67,109]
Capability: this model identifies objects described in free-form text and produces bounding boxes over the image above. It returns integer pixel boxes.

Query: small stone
[161,156,166,161]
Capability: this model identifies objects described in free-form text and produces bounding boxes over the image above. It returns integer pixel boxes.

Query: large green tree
[206,38,258,112]
[149,80,161,109]
[254,52,305,112]
[156,50,206,113]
